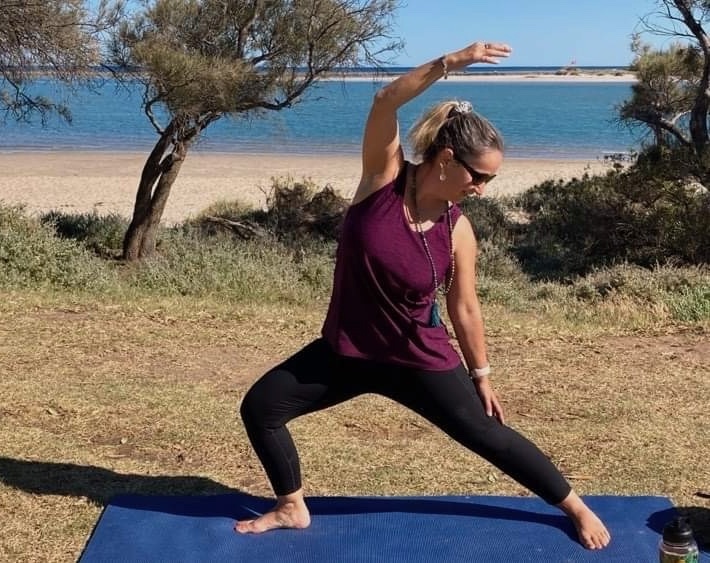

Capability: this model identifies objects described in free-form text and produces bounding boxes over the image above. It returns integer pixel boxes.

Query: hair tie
[448,100,473,118]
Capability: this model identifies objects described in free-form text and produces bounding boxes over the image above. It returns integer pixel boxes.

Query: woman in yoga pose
[237,40,611,550]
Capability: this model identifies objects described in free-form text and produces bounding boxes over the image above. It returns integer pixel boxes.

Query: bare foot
[558,491,611,550]
[235,497,311,534]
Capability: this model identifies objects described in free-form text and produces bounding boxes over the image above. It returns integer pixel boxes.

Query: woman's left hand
[474,377,505,424]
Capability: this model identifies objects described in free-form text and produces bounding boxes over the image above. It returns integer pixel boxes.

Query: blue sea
[0,70,641,159]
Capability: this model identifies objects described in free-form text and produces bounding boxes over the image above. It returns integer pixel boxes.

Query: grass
[0,290,708,561]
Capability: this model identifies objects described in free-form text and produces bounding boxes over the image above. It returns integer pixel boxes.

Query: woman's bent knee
[239,369,294,429]
[239,380,273,428]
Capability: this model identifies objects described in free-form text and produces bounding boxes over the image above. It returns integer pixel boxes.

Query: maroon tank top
[321,163,463,371]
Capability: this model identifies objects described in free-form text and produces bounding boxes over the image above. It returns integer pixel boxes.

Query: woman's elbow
[373,85,398,109]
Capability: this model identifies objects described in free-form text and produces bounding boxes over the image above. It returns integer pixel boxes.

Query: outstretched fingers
[479,42,512,64]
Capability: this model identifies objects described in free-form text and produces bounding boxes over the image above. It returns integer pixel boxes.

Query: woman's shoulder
[351,161,410,208]
[449,200,464,222]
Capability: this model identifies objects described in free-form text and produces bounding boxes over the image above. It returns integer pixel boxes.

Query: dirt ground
[0,302,708,561]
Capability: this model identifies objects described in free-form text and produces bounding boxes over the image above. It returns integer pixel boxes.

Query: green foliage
[513,166,710,279]
[41,210,128,257]
[620,3,710,156]
[0,0,120,122]
[568,263,710,323]
[458,196,530,293]
[666,284,710,322]
[190,177,349,247]
[114,0,401,118]
[619,42,699,148]
[459,195,515,245]
[0,206,113,290]
[570,263,707,302]
[113,0,402,261]
[123,228,332,302]
[1,190,708,323]
[0,202,331,302]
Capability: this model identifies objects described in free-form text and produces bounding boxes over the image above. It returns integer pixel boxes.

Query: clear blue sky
[390,0,673,67]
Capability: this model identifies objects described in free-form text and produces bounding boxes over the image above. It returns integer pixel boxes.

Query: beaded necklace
[411,165,455,327]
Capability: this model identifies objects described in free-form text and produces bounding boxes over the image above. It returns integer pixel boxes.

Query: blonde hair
[407,100,504,162]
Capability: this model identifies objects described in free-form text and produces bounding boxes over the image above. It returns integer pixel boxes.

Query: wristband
[470,364,491,379]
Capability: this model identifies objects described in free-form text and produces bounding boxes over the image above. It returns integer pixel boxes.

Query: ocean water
[0,76,640,159]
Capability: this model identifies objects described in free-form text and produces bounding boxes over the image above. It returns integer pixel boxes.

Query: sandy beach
[0,151,618,224]
[326,71,637,83]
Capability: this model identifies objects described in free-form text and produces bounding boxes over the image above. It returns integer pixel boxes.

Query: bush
[41,210,128,257]
[459,195,516,246]
[513,166,710,279]
[0,205,112,290]
[190,177,349,247]
[566,263,710,322]
[123,226,333,302]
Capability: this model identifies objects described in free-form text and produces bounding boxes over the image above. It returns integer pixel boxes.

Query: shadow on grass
[0,456,238,505]
[0,456,578,541]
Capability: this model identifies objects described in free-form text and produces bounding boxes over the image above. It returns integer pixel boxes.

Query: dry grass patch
[1,291,708,561]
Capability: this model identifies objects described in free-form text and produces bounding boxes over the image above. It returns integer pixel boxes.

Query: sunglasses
[452,153,497,185]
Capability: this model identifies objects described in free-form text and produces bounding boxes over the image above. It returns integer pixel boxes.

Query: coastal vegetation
[620,0,710,170]
[1,159,708,323]
[0,0,122,123]
[109,0,401,261]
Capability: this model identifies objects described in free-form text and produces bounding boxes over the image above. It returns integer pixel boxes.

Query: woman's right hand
[473,376,505,424]
[447,41,512,69]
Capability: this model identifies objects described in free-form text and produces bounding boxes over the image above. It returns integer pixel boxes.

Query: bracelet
[470,364,491,379]
[438,55,449,80]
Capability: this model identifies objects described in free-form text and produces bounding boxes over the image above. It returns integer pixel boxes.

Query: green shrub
[459,195,516,245]
[513,167,710,279]
[666,284,710,322]
[566,263,710,320]
[476,239,527,282]
[41,210,128,257]
[189,178,349,247]
[123,227,333,302]
[0,205,112,290]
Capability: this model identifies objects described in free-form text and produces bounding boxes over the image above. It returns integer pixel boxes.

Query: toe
[234,519,255,534]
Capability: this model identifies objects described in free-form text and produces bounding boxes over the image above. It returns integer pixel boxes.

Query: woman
[237,40,611,550]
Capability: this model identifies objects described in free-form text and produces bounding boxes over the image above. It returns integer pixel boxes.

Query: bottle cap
[662,517,695,545]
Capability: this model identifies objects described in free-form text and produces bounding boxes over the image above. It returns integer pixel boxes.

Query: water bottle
[659,516,699,563]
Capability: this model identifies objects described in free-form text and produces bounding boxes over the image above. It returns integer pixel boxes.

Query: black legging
[240,338,571,505]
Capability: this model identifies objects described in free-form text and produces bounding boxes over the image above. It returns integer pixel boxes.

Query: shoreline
[0,151,621,224]
[65,68,637,84]
[321,72,637,83]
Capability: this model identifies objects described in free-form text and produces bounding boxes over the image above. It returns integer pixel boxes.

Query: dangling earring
[439,163,446,182]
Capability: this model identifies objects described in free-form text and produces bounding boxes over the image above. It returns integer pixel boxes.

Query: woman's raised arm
[353,41,511,204]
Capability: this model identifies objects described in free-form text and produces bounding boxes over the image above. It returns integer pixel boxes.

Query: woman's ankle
[556,490,588,516]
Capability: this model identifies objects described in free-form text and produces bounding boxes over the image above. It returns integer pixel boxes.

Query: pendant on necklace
[429,298,442,327]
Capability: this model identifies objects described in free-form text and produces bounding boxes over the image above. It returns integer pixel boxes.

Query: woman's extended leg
[236,339,361,533]
[375,364,610,549]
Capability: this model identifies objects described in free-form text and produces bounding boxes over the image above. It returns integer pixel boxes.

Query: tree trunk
[672,1,710,157]
[122,119,190,261]
[689,58,710,158]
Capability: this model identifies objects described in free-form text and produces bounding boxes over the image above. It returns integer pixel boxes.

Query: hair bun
[448,100,473,118]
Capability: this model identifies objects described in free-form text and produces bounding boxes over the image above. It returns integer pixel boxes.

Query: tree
[619,38,701,148]
[0,0,122,123]
[111,0,401,261]
[619,1,710,161]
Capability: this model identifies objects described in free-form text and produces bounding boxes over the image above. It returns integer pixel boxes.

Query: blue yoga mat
[79,494,702,562]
